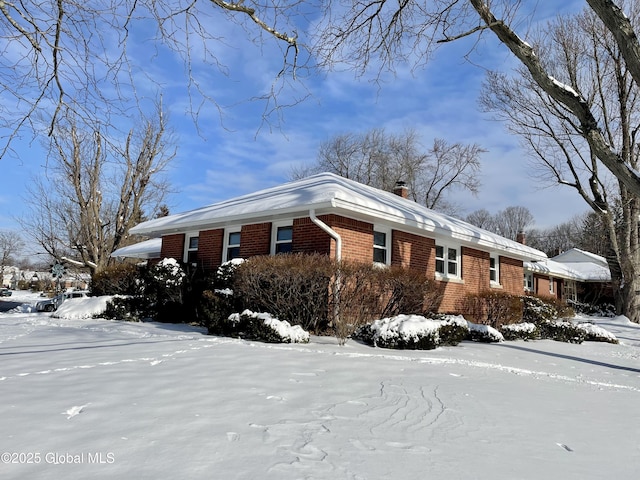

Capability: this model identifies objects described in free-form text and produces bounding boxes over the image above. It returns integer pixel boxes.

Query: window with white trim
[224,229,242,262]
[185,233,199,264]
[373,228,390,265]
[549,277,554,294]
[435,243,459,278]
[564,280,577,302]
[272,224,293,254]
[490,254,499,284]
[524,272,533,292]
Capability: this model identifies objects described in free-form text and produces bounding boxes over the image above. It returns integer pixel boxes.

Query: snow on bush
[575,322,619,344]
[466,321,504,343]
[226,310,310,344]
[153,258,185,287]
[539,320,586,344]
[356,314,469,350]
[499,322,538,341]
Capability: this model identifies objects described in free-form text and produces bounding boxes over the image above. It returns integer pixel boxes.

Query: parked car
[36,291,89,312]
[0,288,11,297]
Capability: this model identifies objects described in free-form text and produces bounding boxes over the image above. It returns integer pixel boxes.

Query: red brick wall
[161,234,185,261]
[292,217,332,255]
[240,223,272,258]
[326,215,373,263]
[436,247,488,312]
[500,256,524,296]
[198,229,224,269]
[391,230,433,274]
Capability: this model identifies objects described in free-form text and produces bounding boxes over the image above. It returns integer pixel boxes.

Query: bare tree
[0,230,24,286]
[0,1,304,159]
[480,5,640,318]
[293,128,482,213]
[465,206,534,241]
[313,1,640,321]
[19,106,174,274]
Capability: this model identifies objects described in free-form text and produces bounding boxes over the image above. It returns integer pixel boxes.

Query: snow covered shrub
[458,291,522,327]
[499,322,538,341]
[569,300,616,317]
[91,263,141,296]
[538,320,586,344]
[575,322,619,344]
[137,258,188,322]
[333,263,443,344]
[224,310,310,343]
[355,315,469,350]
[233,254,334,333]
[199,288,239,335]
[102,296,149,322]
[523,294,574,324]
[466,321,504,343]
[214,259,244,289]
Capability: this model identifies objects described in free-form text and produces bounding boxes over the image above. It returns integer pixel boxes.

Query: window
[225,230,241,261]
[564,280,577,302]
[549,277,554,294]
[524,272,533,291]
[490,255,499,284]
[185,233,199,264]
[373,230,389,265]
[273,225,293,254]
[435,244,459,278]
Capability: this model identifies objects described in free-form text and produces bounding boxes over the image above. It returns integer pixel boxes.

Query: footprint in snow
[63,404,89,419]
[556,443,573,452]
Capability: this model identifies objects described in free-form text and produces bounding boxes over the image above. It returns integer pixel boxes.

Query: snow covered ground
[1,290,639,479]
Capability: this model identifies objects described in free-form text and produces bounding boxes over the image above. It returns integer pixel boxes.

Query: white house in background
[524,248,612,303]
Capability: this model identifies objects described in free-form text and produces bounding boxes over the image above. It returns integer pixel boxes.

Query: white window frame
[184,232,199,264]
[223,227,242,262]
[524,272,534,292]
[490,254,500,286]
[373,226,391,266]
[271,221,294,255]
[549,276,554,294]
[564,280,577,302]
[435,242,460,280]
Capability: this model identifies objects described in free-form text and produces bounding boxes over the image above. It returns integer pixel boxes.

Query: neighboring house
[129,172,549,313]
[523,248,612,304]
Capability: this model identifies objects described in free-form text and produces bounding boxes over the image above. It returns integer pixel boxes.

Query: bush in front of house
[575,322,619,344]
[331,262,443,345]
[91,263,141,296]
[538,320,587,344]
[355,314,469,350]
[569,300,616,318]
[466,321,505,343]
[499,322,538,341]
[102,295,150,322]
[221,310,310,343]
[458,291,523,328]
[198,288,239,335]
[233,254,334,334]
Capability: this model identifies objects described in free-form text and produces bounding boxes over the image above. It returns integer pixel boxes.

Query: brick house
[127,173,549,313]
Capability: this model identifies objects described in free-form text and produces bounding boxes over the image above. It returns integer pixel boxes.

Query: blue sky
[1,2,589,248]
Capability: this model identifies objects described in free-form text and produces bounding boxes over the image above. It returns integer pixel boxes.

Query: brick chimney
[516,230,526,245]
[393,181,408,199]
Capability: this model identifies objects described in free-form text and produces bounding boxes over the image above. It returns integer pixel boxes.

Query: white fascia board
[131,201,337,237]
[330,200,547,262]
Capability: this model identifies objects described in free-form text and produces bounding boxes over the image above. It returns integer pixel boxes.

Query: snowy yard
[1,290,640,479]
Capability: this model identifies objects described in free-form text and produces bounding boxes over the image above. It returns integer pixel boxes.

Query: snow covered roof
[525,248,611,282]
[130,172,547,262]
[111,238,162,259]
[550,248,611,282]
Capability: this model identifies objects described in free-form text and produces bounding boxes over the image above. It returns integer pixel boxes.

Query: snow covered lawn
[1,291,640,479]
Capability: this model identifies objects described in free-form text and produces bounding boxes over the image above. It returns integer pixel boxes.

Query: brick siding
[240,223,272,258]
[198,229,224,270]
[160,234,185,261]
[391,230,433,274]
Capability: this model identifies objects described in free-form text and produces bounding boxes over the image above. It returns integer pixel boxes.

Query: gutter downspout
[309,209,342,261]
[309,209,342,333]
